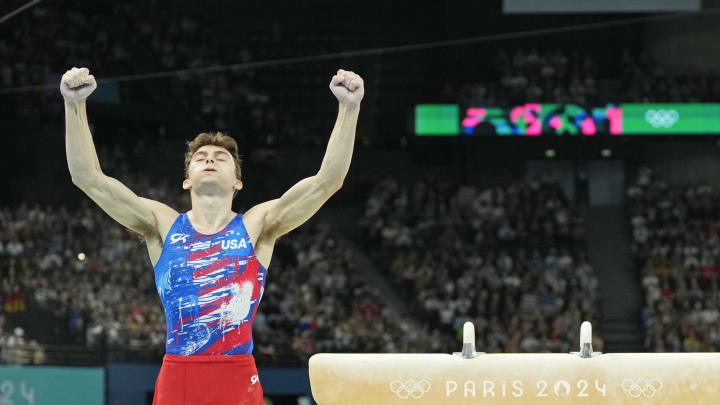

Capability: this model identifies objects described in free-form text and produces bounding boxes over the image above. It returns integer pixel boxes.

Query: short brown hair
[184,132,242,181]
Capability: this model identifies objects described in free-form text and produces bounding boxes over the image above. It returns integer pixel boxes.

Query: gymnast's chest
[158,234,260,294]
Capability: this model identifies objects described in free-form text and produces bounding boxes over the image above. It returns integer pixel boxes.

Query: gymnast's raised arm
[245,69,365,241]
[61,67,169,238]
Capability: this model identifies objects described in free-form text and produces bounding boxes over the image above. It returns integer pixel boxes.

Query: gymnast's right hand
[60,67,97,104]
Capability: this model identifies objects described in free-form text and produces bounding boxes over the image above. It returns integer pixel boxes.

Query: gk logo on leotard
[390,380,431,399]
[250,375,259,385]
[170,233,190,244]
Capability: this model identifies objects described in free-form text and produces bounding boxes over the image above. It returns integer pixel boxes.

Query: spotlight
[545,149,556,158]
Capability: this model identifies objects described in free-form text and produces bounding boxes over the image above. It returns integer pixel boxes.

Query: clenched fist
[60,67,97,104]
[330,69,364,107]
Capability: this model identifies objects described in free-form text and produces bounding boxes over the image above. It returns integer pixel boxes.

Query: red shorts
[152,354,264,405]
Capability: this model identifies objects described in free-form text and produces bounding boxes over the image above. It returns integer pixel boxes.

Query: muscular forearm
[65,100,103,183]
[316,103,359,187]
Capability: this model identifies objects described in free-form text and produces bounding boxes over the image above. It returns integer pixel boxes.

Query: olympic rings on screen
[644,109,679,128]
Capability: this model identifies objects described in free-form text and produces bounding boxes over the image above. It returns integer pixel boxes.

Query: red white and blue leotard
[153,212,267,356]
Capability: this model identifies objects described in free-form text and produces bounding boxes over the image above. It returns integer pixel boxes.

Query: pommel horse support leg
[309,322,720,404]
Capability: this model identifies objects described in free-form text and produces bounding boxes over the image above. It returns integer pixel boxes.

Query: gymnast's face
[183,145,242,195]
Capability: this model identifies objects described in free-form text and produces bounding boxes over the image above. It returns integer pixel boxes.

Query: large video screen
[414,104,720,136]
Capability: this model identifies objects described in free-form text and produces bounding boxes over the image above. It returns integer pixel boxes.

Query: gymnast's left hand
[330,69,364,107]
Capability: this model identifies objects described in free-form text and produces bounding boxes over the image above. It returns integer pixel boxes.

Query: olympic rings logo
[389,379,431,399]
[621,378,663,398]
[644,109,679,128]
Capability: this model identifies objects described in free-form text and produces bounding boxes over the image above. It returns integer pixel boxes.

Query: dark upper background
[2,0,720,206]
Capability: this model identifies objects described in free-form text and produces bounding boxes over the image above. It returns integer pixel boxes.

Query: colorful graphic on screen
[460,104,621,136]
[414,103,720,136]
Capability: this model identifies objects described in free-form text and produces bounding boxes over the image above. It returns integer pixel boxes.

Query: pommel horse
[309,322,720,404]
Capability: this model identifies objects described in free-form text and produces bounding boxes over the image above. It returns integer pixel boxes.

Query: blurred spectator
[3,286,26,313]
[0,321,45,365]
